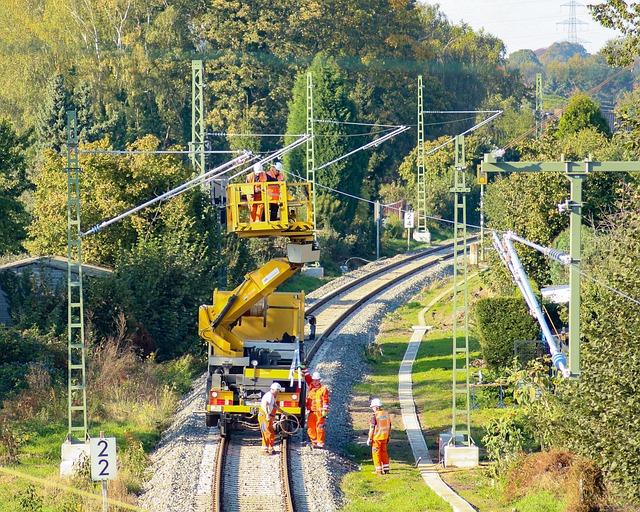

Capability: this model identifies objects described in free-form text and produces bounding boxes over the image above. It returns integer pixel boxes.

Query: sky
[430,0,623,55]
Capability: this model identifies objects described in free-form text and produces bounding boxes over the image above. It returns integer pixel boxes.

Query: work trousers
[250,195,265,222]
[307,411,326,447]
[258,411,275,450]
[371,439,389,474]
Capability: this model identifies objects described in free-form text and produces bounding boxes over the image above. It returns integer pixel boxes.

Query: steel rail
[212,435,227,512]
[304,238,477,363]
[210,238,475,512]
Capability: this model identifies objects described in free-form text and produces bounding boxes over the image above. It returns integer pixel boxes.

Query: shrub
[482,409,537,475]
[474,296,540,369]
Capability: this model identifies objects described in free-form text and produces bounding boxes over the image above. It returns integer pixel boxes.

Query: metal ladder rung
[455,347,468,353]
[69,426,86,432]
[69,385,84,391]
[70,302,82,308]
[69,344,84,350]
[70,323,83,329]
[70,406,86,411]
[69,364,85,370]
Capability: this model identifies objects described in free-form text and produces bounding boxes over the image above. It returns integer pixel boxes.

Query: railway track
[210,238,474,512]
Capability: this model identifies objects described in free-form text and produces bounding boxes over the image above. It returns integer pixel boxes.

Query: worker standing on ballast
[259,382,284,455]
[303,368,329,449]
[265,161,285,221]
[246,162,266,222]
[367,398,391,474]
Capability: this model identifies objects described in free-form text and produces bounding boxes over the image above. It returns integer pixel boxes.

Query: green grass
[341,274,567,512]
[381,226,453,258]
[277,273,329,293]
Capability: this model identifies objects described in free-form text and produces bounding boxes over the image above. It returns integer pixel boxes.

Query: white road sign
[90,437,117,481]
[404,211,415,229]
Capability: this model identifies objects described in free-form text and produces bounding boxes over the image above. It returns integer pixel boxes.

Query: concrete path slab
[398,282,478,512]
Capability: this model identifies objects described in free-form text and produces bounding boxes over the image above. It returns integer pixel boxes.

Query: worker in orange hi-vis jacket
[302,368,329,449]
[367,398,391,474]
[258,382,284,455]
[246,162,266,222]
[265,161,285,221]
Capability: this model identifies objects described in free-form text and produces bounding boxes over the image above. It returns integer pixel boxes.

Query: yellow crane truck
[198,178,318,436]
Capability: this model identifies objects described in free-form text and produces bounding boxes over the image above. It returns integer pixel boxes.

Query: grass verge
[340,273,567,512]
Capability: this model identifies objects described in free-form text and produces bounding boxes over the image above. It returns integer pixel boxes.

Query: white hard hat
[275,162,283,171]
[312,371,321,381]
[253,162,263,174]
[370,398,382,408]
[270,382,283,392]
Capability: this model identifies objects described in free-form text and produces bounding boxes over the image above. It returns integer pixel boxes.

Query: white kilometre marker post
[90,432,117,512]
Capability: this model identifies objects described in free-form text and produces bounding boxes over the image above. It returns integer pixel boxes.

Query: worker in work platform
[367,398,391,474]
[258,382,284,455]
[265,161,285,221]
[303,368,330,449]
[246,162,266,222]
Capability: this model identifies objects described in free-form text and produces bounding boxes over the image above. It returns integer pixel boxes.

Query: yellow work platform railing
[226,181,314,239]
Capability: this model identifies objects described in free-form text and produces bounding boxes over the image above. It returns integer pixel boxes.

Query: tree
[36,74,71,152]
[550,185,640,503]
[284,53,367,231]
[0,119,29,255]
[26,135,210,266]
[556,93,610,139]
[590,1,640,66]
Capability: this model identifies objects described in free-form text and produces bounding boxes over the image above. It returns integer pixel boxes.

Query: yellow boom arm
[198,258,302,357]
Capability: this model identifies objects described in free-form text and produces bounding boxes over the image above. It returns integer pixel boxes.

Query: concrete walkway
[398,283,478,512]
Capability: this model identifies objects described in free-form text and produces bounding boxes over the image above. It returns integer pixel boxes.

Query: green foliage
[539,42,588,64]
[483,409,536,474]
[26,136,207,266]
[89,233,215,360]
[474,296,540,369]
[590,1,640,67]
[16,484,43,511]
[484,171,568,284]
[284,53,366,229]
[0,119,29,255]
[557,93,610,139]
[612,88,640,157]
[0,326,65,401]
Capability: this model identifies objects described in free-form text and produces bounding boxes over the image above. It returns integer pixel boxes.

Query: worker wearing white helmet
[302,367,330,448]
[265,160,285,221]
[246,162,266,222]
[367,397,391,474]
[258,382,284,455]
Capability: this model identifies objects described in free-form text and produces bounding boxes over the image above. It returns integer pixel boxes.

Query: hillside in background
[507,41,636,108]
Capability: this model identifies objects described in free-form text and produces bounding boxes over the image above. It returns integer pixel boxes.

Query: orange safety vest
[265,169,284,201]
[306,384,329,413]
[372,409,391,441]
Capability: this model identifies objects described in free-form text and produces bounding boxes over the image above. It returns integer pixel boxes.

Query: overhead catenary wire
[79,149,244,155]
[82,151,254,236]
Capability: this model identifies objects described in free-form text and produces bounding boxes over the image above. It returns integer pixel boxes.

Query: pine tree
[284,53,368,231]
[36,74,71,152]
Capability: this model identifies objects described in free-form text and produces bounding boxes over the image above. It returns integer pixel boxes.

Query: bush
[474,296,540,369]
[383,215,404,239]
[483,409,537,475]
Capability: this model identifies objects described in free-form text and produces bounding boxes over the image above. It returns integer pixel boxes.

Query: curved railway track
[210,238,475,512]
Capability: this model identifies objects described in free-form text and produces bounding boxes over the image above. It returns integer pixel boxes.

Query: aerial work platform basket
[226,181,315,239]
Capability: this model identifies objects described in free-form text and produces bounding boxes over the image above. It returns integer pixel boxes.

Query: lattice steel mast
[306,72,317,235]
[417,75,427,234]
[450,135,471,446]
[66,111,88,440]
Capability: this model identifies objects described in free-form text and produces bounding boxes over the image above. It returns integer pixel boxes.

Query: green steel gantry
[480,156,640,375]
[416,75,427,234]
[450,135,472,446]
[66,111,88,440]
[535,73,543,138]
[191,60,205,178]
[306,72,317,234]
